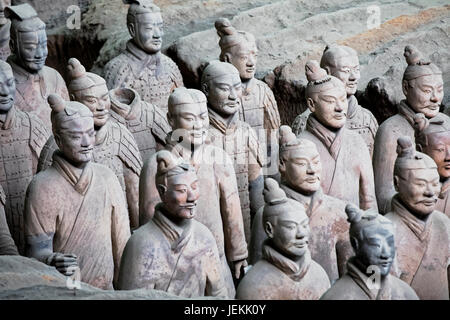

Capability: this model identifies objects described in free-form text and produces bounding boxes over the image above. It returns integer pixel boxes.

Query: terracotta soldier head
[67,58,110,129]
[0,60,14,113]
[278,125,321,195]
[345,204,395,277]
[168,87,209,146]
[201,60,242,120]
[215,18,257,82]
[402,45,443,119]
[155,150,199,223]
[393,136,440,219]
[49,94,95,168]
[320,45,360,97]
[0,0,11,26]
[124,0,163,55]
[5,3,47,73]
[305,60,348,130]
[263,178,310,260]
[414,113,450,181]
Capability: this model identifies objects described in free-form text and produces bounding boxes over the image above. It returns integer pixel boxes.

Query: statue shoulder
[292,110,310,135]
[103,54,133,89]
[161,54,183,85]
[146,102,171,143]
[26,111,51,155]
[111,121,143,174]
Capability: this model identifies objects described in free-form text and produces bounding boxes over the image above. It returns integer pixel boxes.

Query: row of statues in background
[0,0,448,300]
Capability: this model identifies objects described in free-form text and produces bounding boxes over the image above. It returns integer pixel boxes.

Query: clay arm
[262,84,281,131]
[248,126,265,215]
[358,139,378,211]
[138,154,159,226]
[123,166,140,230]
[0,205,18,255]
[117,236,146,290]
[335,223,353,277]
[205,239,229,298]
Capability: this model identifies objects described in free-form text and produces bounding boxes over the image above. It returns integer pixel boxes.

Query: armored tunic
[386,195,450,300]
[0,184,18,255]
[25,152,131,290]
[208,110,264,242]
[298,114,377,210]
[436,180,450,218]
[249,185,352,284]
[109,87,171,163]
[103,40,183,113]
[292,96,378,157]
[0,106,49,254]
[139,134,247,297]
[118,205,228,298]
[37,120,143,229]
[373,101,450,213]
[0,21,10,61]
[7,56,69,129]
[237,243,330,300]
[320,258,419,300]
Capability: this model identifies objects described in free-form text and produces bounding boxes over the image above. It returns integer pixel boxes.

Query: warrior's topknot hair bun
[305,60,328,83]
[67,58,86,81]
[263,178,287,206]
[404,45,425,66]
[396,136,415,159]
[48,94,65,113]
[215,17,236,37]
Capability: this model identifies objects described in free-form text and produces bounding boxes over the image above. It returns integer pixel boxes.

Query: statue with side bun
[25,94,130,290]
[201,60,265,242]
[249,126,353,284]
[373,45,450,214]
[320,204,419,300]
[386,136,450,300]
[297,60,377,210]
[139,87,247,297]
[103,0,183,112]
[414,113,450,217]
[109,86,171,163]
[37,58,143,230]
[119,150,228,298]
[0,59,49,254]
[5,3,69,128]
[215,18,281,162]
[236,178,331,300]
[292,45,378,157]
[0,1,11,61]
[0,184,18,255]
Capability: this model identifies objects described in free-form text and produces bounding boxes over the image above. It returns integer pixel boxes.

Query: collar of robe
[52,150,93,195]
[306,114,344,160]
[398,100,421,128]
[391,194,433,242]
[347,95,359,119]
[262,240,312,282]
[0,106,16,130]
[109,89,142,121]
[280,182,324,219]
[347,257,392,300]
[208,108,239,135]
[125,40,162,78]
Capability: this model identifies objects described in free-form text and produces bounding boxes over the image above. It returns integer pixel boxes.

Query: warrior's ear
[264,221,274,239]
[393,175,400,192]
[127,22,136,38]
[402,80,409,97]
[156,184,167,197]
[306,97,316,113]
[167,112,174,129]
[9,40,15,55]
[322,65,331,75]
[223,53,232,63]
[54,133,62,150]
[201,82,209,97]
[278,157,286,175]
[350,236,359,253]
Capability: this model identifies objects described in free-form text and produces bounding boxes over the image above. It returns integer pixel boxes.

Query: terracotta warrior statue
[109,87,171,163]
[201,60,265,241]
[0,0,11,61]
[38,58,143,229]
[321,204,419,300]
[215,18,281,160]
[4,3,69,128]
[236,178,331,300]
[139,87,247,297]
[0,59,49,254]
[0,184,18,255]
[25,94,131,290]
[292,45,378,157]
[119,150,228,298]
[385,136,450,300]
[297,60,377,210]
[414,113,450,218]
[103,0,183,112]
[250,126,353,284]
[373,45,450,214]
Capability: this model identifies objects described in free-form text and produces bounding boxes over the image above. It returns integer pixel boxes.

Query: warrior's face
[308,84,348,130]
[226,41,258,81]
[354,223,395,277]
[130,12,163,54]
[266,208,310,259]
[327,54,360,97]
[423,131,450,180]
[56,117,95,167]
[403,74,443,119]
[0,0,11,25]
[204,73,242,117]
[0,66,15,113]
[169,101,209,146]
[15,29,47,73]
[280,146,322,195]
[161,171,199,221]
[74,84,110,129]
[395,168,441,218]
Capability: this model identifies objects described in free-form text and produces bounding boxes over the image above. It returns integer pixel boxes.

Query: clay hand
[47,253,78,276]
[233,259,248,279]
